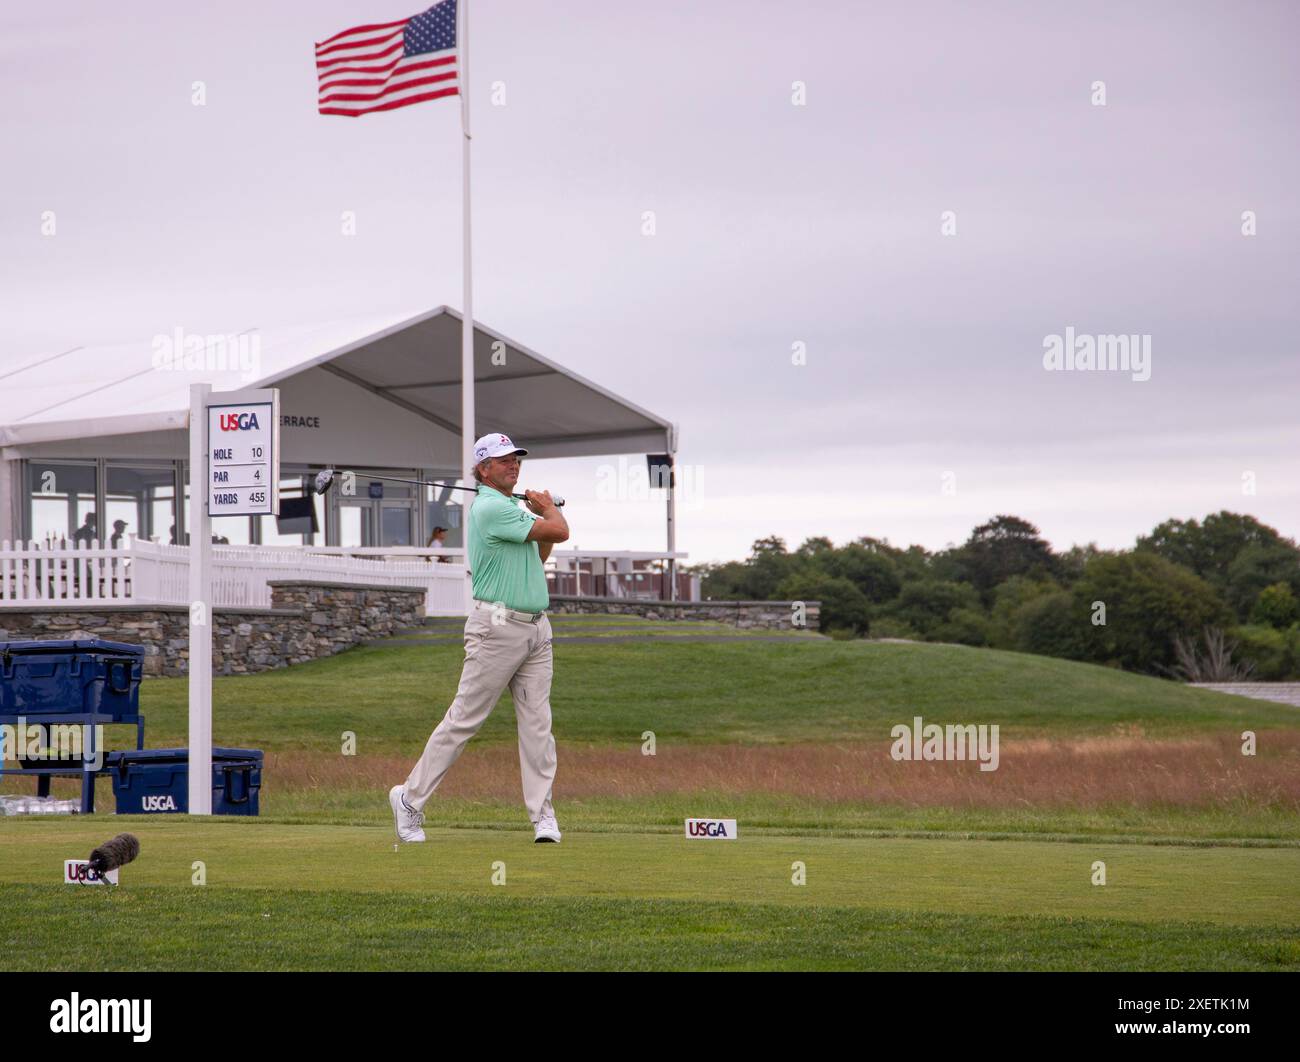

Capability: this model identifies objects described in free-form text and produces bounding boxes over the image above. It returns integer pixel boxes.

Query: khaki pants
[404,600,557,824]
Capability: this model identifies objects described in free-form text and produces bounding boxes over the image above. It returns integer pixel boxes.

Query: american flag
[316,0,458,117]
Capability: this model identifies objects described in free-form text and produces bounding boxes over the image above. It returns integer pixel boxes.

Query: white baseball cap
[472,432,528,466]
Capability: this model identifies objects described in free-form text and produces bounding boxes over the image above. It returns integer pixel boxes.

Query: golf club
[312,469,565,507]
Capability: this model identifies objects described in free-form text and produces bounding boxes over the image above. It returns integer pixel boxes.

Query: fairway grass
[1,821,1297,971]
[261,791,1300,844]
[4,886,1296,971]
[15,772,1300,844]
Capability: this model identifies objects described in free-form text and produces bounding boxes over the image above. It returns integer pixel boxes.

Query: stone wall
[547,595,819,631]
[0,581,426,677]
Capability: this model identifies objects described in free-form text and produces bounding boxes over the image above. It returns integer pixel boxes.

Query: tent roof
[0,307,676,460]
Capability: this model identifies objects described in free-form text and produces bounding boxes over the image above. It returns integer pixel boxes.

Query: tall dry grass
[263,732,1300,810]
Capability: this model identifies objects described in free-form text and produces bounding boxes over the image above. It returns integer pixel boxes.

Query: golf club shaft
[344,471,564,507]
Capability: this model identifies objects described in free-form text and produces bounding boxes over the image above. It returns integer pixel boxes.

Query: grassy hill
[128,635,1298,753]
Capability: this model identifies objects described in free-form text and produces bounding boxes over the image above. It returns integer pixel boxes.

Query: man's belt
[473,599,546,623]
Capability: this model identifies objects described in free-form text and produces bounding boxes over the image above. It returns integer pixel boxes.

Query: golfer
[390,432,569,844]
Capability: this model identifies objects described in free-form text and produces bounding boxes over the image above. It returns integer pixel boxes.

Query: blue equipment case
[0,638,146,813]
[106,748,263,815]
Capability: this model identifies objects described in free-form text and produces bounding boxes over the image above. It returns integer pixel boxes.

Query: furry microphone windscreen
[88,833,141,874]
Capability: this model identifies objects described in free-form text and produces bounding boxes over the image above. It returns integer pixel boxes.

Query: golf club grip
[515,493,565,507]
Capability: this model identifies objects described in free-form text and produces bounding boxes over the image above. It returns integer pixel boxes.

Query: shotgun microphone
[88,833,140,874]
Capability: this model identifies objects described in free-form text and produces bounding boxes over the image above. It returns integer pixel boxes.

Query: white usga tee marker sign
[685,818,737,839]
[207,389,281,517]
[63,860,118,886]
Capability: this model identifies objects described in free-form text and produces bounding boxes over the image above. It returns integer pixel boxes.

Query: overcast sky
[2,1,1297,563]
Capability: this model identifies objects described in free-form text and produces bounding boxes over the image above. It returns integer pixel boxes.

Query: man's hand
[524,489,556,516]
[524,489,570,545]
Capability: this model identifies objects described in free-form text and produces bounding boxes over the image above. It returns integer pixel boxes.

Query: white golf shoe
[533,814,562,843]
[389,786,426,843]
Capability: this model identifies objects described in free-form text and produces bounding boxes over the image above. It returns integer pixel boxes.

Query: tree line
[693,512,1300,680]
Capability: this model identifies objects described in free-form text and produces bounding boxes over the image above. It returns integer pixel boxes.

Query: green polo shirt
[467,485,550,613]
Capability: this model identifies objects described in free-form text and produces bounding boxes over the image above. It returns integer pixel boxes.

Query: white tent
[0,306,676,461]
[0,307,680,552]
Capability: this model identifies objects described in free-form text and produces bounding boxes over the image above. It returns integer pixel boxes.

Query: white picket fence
[0,539,468,616]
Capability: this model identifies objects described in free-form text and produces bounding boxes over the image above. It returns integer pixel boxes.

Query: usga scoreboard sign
[685,817,738,839]
[207,389,280,517]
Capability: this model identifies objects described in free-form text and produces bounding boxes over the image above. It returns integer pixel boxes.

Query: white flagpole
[459,0,475,579]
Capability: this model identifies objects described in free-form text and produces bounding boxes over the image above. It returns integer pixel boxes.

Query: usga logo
[684,817,738,840]
[141,794,179,812]
[63,860,118,886]
[218,412,260,431]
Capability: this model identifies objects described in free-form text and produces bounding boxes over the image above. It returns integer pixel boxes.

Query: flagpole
[459,0,475,601]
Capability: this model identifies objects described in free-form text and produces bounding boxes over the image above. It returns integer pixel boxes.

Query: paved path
[1190,683,1300,707]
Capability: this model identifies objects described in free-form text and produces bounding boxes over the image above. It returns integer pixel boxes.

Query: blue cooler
[0,638,144,718]
[0,638,146,812]
[106,748,263,815]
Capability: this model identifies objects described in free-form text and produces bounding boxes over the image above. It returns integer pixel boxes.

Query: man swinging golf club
[390,432,570,844]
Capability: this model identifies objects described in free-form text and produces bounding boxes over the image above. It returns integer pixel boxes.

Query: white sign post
[188,385,279,815]
[187,384,212,816]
